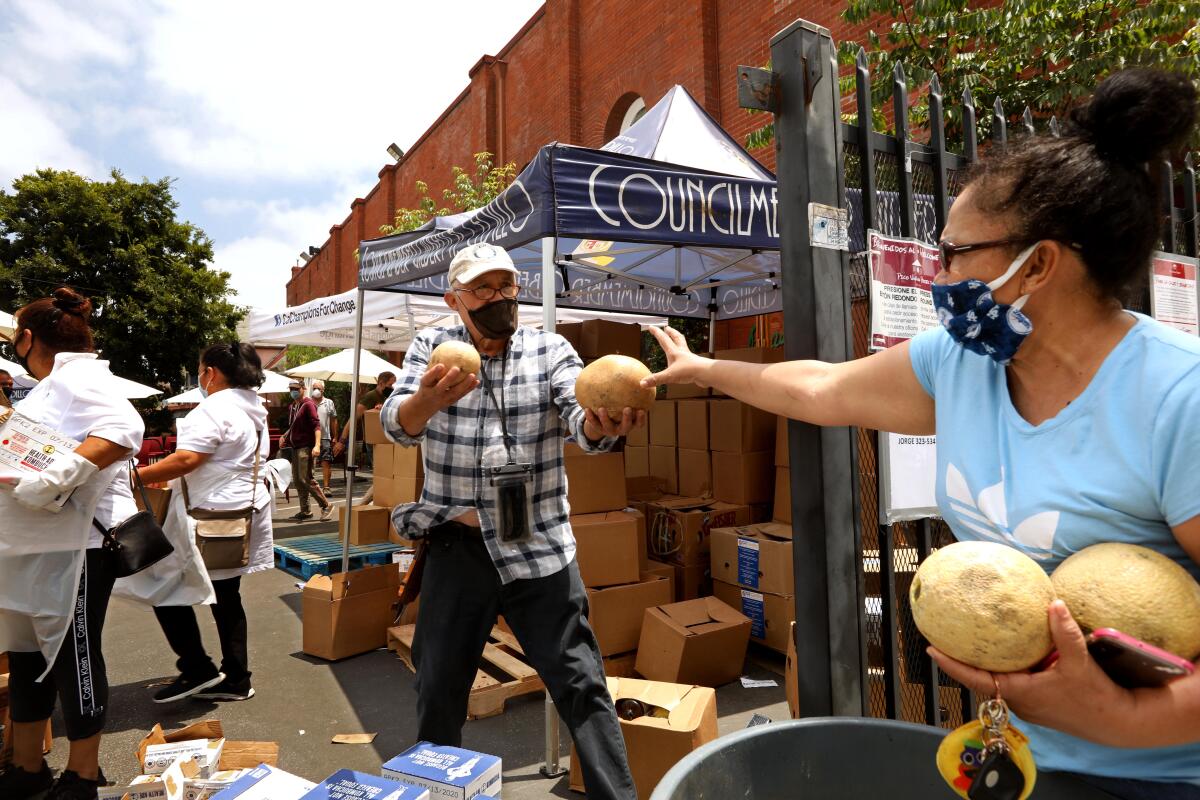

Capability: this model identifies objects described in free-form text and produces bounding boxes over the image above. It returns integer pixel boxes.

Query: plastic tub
[650,717,1115,799]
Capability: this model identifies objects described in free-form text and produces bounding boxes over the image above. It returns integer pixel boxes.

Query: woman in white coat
[136,342,273,703]
[0,289,144,800]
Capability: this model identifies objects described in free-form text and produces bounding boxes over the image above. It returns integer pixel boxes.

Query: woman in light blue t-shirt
[644,69,1200,799]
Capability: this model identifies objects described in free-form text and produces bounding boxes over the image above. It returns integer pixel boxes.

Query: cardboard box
[624,446,649,478]
[571,511,641,588]
[629,507,648,568]
[643,497,750,566]
[135,722,277,775]
[712,579,796,653]
[671,563,711,601]
[711,450,773,505]
[775,415,789,467]
[565,443,628,514]
[557,322,583,352]
[710,522,794,596]
[373,474,422,508]
[714,346,786,363]
[569,677,718,799]
[644,559,675,600]
[363,410,389,445]
[337,504,391,545]
[587,572,673,656]
[636,597,750,686]
[626,416,649,446]
[785,621,799,719]
[183,769,251,800]
[102,760,201,800]
[382,743,502,800]
[580,319,642,359]
[648,400,677,447]
[603,651,639,678]
[301,770,429,800]
[675,400,710,450]
[663,383,711,399]
[145,739,225,778]
[676,449,711,497]
[210,764,315,799]
[302,563,401,660]
[648,445,678,495]
[708,399,776,453]
[218,743,280,772]
[774,467,791,523]
[373,444,423,479]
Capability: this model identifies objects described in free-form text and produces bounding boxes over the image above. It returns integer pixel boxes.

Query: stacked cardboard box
[635,597,751,687]
[647,400,678,493]
[708,398,775,508]
[774,415,791,523]
[709,522,796,653]
[372,444,423,509]
[577,319,643,359]
[643,496,749,602]
[302,563,402,661]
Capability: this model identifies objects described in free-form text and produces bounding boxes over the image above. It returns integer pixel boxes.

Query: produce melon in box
[910,541,1055,672]
[428,341,480,385]
[1052,542,1200,659]
[574,355,655,422]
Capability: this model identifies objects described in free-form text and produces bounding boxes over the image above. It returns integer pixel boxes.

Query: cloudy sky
[0,0,543,311]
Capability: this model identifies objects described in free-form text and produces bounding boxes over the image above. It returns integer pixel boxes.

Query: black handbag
[93,461,175,578]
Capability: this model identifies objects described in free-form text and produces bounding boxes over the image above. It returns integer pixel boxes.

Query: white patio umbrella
[0,311,16,341]
[108,375,162,400]
[285,348,397,383]
[0,356,25,377]
[164,369,294,405]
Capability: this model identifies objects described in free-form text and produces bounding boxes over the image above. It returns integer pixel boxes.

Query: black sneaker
[46,769,104,800]
[0,761,53,799]
[152,672,225,704]
[194,676,256,701]
[288,511,314,521]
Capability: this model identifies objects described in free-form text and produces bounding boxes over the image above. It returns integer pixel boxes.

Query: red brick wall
[286,0,879,305]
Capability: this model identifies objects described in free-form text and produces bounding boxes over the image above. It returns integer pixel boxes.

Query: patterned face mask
[930,243,1038,365]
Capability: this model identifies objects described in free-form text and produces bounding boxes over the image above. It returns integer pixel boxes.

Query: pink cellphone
[1086,628,1195,688]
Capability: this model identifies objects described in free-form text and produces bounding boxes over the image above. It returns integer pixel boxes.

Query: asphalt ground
[36,468,791,798]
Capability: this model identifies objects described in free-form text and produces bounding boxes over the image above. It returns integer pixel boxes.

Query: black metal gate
[768,18,1200,725]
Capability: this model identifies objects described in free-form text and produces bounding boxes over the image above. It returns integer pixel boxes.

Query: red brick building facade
[286,0,875,305]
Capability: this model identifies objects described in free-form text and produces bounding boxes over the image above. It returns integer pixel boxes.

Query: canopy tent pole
[538,234,566,780]
[340,288,367,574]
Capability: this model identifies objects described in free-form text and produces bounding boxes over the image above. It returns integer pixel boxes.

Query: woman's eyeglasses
[455,284,522,301]
[937,239,1029,271]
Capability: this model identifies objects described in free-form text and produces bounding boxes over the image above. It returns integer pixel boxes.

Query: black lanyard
[481,350,515,463]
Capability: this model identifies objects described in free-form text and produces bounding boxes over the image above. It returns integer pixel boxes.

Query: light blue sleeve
[1152,363,1200,528]
[907,327,955,399]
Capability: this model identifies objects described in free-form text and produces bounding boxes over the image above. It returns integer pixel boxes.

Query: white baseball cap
[448,243,518,287]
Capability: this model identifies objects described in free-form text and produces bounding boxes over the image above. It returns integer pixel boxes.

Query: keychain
[935,682,1036,800]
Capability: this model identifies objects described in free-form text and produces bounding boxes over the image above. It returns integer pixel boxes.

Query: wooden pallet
[273,533,403,580]
[387,625,545,720]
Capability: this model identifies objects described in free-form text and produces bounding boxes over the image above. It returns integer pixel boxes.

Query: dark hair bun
[1071,68,1197,164]
[52,287,92,317]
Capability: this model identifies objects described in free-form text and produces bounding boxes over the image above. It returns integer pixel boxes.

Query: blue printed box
[382,743,502,800]
[302,769,429,800]
[710,523,793,596]
[211,764,315,800]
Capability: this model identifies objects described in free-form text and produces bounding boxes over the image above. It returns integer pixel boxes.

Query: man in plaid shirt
[380,243,643,800]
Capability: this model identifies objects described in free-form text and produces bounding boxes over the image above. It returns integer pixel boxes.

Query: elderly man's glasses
[455,284,521,302]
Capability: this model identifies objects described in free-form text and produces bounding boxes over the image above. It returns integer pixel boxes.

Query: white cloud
[0,78,102,187]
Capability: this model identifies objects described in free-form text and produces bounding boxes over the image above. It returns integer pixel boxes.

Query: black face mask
[381,385,394,399]
[468,298,519,340]
[14,332,33,375]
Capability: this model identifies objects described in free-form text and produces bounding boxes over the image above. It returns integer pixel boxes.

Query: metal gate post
[771,19,866,717]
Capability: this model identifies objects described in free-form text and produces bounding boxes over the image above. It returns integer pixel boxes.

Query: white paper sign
[879,432,939,523]
[866,230,941,350]
[808,203,849,251]
[1151,252,1199,336]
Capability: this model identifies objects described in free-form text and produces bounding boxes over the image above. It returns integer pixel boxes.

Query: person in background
[0,288,144,800]
[0,368,12,405]
[311,379,338,492]
[644,69,1200,799]
[334,370,395,470]
[282,380,331,521]
[137,343,272,704]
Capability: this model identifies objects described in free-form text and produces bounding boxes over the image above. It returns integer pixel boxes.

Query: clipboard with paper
[0,406,82,507]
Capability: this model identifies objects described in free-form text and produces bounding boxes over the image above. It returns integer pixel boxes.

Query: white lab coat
[0,353,143,672]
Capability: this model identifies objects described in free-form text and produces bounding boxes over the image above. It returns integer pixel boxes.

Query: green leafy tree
[0,169,243,390]
[379,152,519,235]
[746,0,1200,147]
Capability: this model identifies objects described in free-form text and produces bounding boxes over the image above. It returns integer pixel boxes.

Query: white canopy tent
[247,287,665,353]
[164,369,293,405]
[285,348,399,383]
[0,311,15,340]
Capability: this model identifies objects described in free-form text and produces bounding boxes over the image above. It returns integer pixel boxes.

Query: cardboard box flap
[303,563,400,600]
[136,720,224,766]
[219,741,281,771]
[658,597,748,634]
[607,677,711,730]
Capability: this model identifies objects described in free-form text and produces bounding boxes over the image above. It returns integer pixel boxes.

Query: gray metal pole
[340,287,367,574]
[771,19,866,716]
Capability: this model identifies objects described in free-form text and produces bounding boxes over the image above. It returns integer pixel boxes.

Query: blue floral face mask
[930,243,1038,364]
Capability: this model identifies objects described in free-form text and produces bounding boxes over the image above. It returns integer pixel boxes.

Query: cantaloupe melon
[1051,542,1200,659]
[910,541,1056,672]
[428,340,481,386]
[575,355,656,422]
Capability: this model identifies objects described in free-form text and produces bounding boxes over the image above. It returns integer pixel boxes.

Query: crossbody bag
[182,425,264,571]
